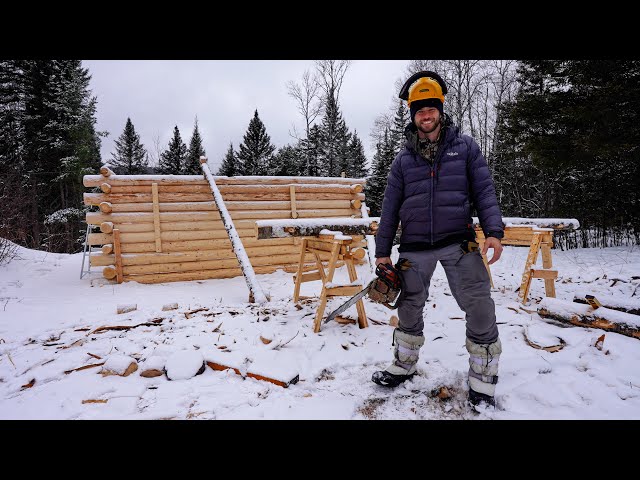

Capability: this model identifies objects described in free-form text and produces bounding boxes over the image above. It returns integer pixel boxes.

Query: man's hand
[482,237,503,265]
[375,257,392,266]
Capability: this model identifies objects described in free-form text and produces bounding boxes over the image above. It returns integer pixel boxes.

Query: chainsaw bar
[324,280,375,324]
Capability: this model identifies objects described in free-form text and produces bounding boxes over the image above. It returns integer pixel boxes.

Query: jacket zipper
[430,139,446,244]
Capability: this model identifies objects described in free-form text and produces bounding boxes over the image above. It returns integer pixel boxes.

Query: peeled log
[257,221,377,239]
[83,174,364,188]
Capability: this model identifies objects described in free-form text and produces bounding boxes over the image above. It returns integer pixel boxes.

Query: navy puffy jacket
[375,120,504,258]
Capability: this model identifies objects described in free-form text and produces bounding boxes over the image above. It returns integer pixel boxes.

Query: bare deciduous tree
[314,60,352,105]
[287,69,323,141]
[148,131,166,172]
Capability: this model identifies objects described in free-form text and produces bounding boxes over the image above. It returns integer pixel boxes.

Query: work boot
[466,337,501,408]
[372,329,424,388]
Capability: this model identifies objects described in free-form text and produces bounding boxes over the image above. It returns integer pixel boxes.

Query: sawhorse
[293,233,368,333]
[517,230,557,304]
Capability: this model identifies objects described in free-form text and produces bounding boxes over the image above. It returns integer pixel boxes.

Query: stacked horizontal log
[475,225,554,247]
[83,171,367,284]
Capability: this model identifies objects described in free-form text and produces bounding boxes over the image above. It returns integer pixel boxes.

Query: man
[371,71,504,408]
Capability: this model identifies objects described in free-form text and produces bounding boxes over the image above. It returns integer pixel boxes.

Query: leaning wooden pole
[200,157,269,304]
[360,202,377,273]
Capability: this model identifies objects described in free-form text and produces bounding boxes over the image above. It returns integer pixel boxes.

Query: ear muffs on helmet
[399,70,447,106]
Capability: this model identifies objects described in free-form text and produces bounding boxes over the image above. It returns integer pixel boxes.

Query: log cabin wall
[83,170,367,284]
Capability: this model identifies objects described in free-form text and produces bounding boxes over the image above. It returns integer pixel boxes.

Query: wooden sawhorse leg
[313,242,341,333]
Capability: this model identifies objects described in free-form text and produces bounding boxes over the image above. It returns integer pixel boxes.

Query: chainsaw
[324,259,409,324]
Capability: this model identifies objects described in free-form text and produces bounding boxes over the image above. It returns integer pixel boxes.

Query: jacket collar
[404,113,458,154]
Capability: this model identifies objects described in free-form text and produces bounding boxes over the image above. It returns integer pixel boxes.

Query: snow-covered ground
[1,242,639,420]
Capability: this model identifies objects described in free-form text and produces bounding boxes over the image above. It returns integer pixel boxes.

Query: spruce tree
[318,95,351,177]
[236,110,276,176]
[299,124,322,176]
[158,126,187,174]
[346,132,368,178]
[183,118,206,174]
[110,118,148,174]
[390,101,410,156]
[498,59,640,246]
[2,60,103,252]
[217,143,237,176]
[269,145,300,176]
[366,129,395,217]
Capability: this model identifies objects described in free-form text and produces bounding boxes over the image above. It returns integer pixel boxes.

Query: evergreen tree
[318,95,351,177]
[0,60,103,252]
[217,142,237,176]
[346,131,368,178]
[299,124,322,176]
[236,110,276,176]
[183,117,206,174]
[110,118,147,174]
[498,59,640,246]
[269,145,301,176]
[390,100,410,156]
[365,129,395,217]
[158,126,187,174]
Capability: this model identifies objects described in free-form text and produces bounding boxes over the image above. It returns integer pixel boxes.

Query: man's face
[414,107,441,135]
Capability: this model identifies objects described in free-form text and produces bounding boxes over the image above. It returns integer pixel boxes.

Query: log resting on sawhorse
[292,232,368,333]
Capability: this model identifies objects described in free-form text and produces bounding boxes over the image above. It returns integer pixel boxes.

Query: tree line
[1,59,638,255]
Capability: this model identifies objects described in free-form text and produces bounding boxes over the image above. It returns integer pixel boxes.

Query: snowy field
[1,242,639,420]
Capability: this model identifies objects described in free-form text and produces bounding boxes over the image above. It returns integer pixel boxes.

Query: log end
[100,165,114,177]
[100,182,112,194]
[199,156,208,164]
[99,202,113,214]
[100,221,114,234]
[103,266,117,280]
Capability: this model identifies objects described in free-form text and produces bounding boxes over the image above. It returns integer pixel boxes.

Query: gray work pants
[396,243,499,344]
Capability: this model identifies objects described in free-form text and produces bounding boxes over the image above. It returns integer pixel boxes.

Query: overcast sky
[83,60,411,173]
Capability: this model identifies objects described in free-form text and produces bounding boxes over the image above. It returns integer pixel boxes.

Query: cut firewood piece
[431,386,453,400]
[162,303,178,311]
[206,350,299,388]
[390,315,399,327]
[538,297,640,340]
[164,350,205,381]
[140,369,164,378]
[585,295,602,309]
[82,399,108,404]
[101,355,139,377]
[334,315,356,325]
[117,304,137,314]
